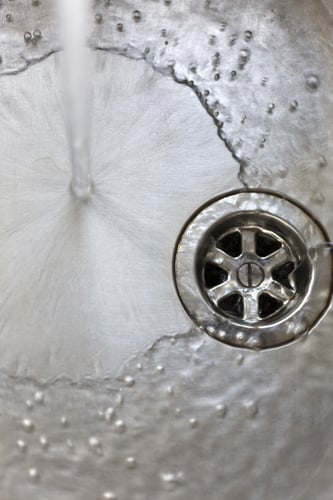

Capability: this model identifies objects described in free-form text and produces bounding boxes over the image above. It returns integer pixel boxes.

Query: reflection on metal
[174,191,333,349]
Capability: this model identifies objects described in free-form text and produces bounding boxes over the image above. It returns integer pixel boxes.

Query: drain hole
[204,264,228,288]
[258,293,283,318]
[272,261,295,289]
[256,232,281,257]
[218,293,244,318]
[218,231,242,257]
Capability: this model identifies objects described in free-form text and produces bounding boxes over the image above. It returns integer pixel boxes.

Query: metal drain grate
[174,191,333,350]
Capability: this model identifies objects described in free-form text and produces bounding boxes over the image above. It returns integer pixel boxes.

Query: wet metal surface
[0,0,333,499]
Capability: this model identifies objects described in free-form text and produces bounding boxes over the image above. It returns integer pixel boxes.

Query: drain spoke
[242,293,260,322]
[206,245,237,271]
[266,280,295,302]
[262,244,291,270]
[241,228,257,256]
[207,281,239,304]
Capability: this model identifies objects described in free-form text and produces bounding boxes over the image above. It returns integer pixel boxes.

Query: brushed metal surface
[0,0,332,499]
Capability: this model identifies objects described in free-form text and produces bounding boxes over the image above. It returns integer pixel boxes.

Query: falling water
[58,0,92,199]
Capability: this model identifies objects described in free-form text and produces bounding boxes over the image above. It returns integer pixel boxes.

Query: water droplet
[116,22,123,32]
[105,407,115,422]
[229,34,238,46]
[133,10,141,22]
[267,103,275,114]
[189,417,198,428]
[306,74,320,91]
[32,0,40,5]
[164,0,172,5]
[124,375,135,387]
[28,468,39,481]
[22,418,34,433]
[88,436,102,453]
[39,435,49,450]
[239,48,250,67]
[167,385,174,395]
[102,493,117,500]
[17,439,28,452]
[66,439,75,450]
[230,70,237,80]
[214,72,220,81]
[156,365,164,373]
[175,408,182,417]
[160,471,184,491]
[24,32,32,44]
[34,391,44,404]
[242,400,258,418]
[6,13,13,22]
[261,77,269,86]
[236,331,246,343]
[289,100,298,112]
[116,393,123,406]
[33,30,42,40]
[114,419,126,433]
[236,353,244,365]
[220,21,227,31]
[125,456,137,469]
[215,403,227,417]
[218,329,226,340]
[318,155,327,168]
[26,399,33,410]
[95,13,103,23]
[209,34,216,45]
[60,416,69,427]
[244,30,253,42]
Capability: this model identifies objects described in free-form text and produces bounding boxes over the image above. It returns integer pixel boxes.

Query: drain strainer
[174,190,333,349]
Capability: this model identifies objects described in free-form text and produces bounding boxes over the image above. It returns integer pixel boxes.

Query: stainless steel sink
[0,0,332,499]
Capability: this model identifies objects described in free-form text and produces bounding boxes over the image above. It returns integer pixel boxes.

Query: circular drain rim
[173,189,333,350]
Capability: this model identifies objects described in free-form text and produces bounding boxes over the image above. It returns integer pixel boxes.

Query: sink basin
[0,0,332,499]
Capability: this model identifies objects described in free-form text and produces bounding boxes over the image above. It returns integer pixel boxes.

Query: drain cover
[174,190,333,349]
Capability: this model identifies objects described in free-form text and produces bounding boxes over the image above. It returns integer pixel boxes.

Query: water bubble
[161,28,167,37]
[306,74,320,91]
[289,100,298,112]
[209,35,216,45]
[116,22,123,32]
[218,329,226,340]
[22,418,34,433]
[242,400,258,418]
[17,439,28,452]
[125,456,137,469]
[24,32,32,44]
[133,10,141,22]
[114,419,126,433]
[220,21,227,31]
[95,13,103,24]
[124,375,135,387]
[230,70,237,80]
[215,403,227,417]
[34,391,44,404]
[244,30,253,42]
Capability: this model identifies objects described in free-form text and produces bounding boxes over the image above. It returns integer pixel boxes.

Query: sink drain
[174,190,333,349]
